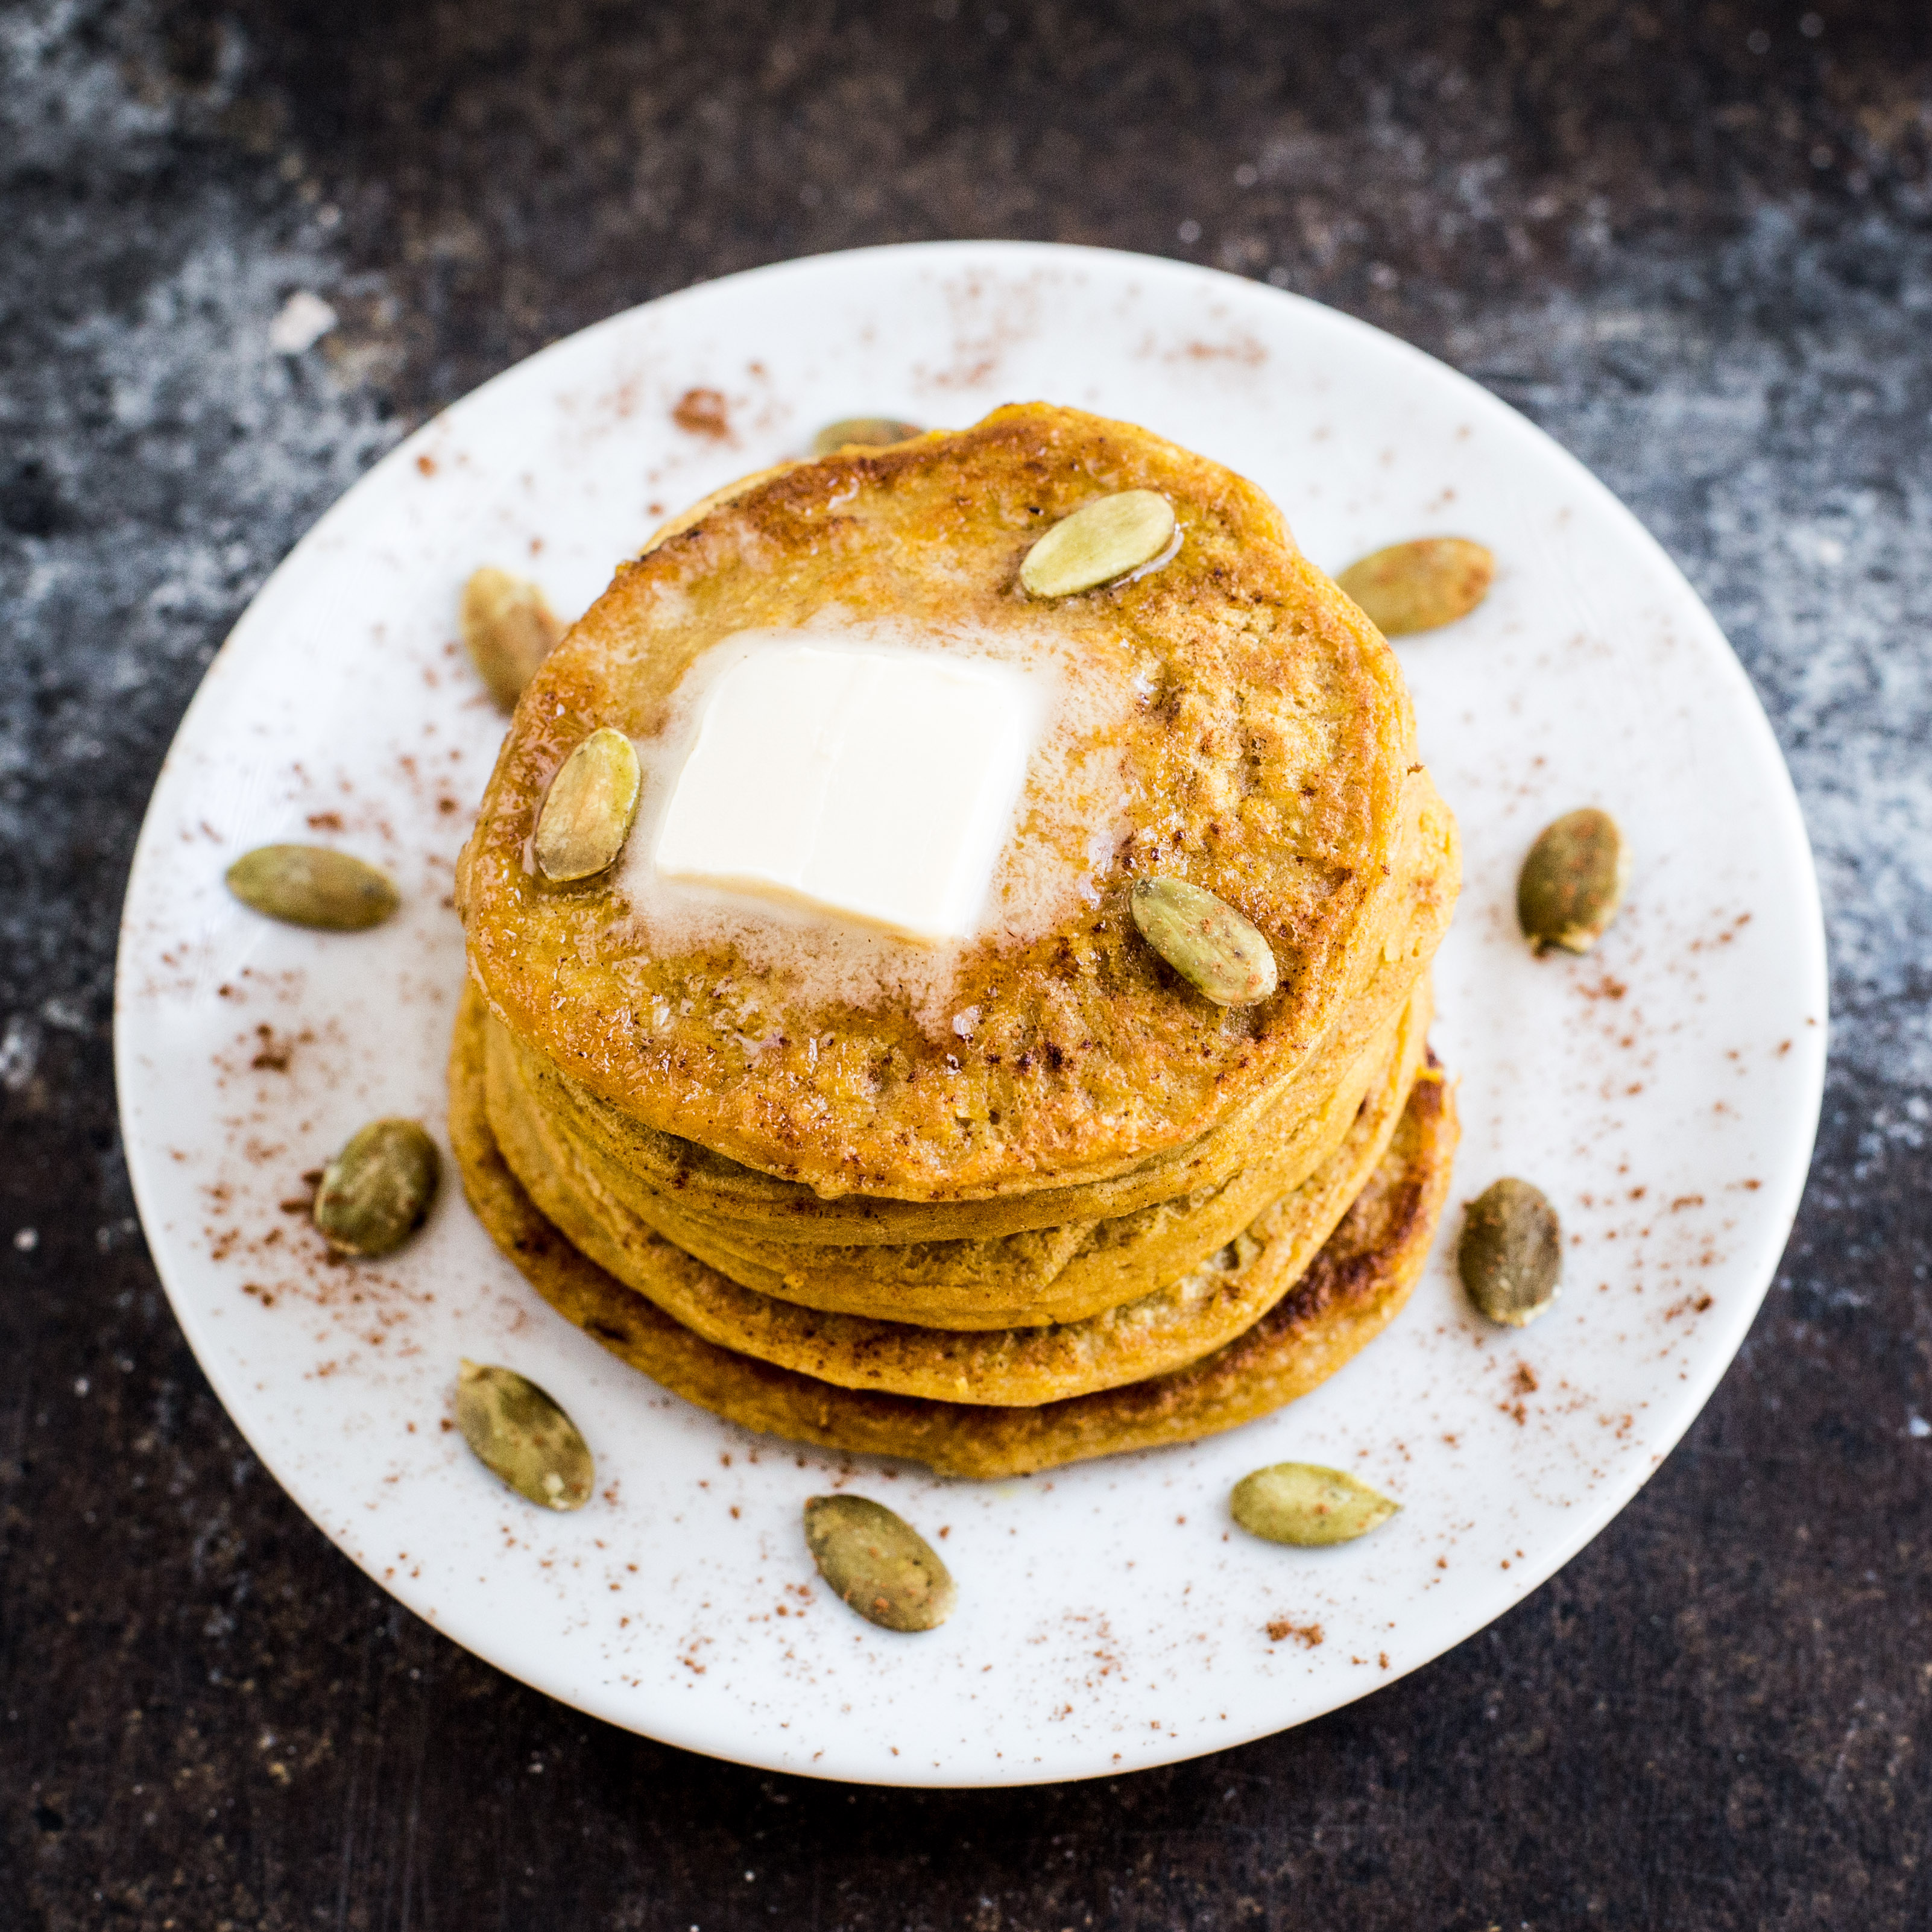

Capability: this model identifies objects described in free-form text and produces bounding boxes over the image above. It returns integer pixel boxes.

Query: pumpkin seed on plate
[312,1118,440,1257]
[1130,876,1278,1006]
[226,845,399,930]
[453,1360,593,1511]
[810,417,923,456]
[1231,1463,1400,1546]
[1459,1177,1562,1327]
[803,1494,956,1632]
[1517,807,1629,955]
[1336,537,1494,636]
[534,727,642,882]
[1020,490,1177,598]
[460,566,564,710]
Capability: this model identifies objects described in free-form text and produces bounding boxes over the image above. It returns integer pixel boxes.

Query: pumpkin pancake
[447,985,1456,1479]
[456,402,1419,1202]
[504,760,1458,1248]
[497,990,1406,1330]
[483,977,1425,1403]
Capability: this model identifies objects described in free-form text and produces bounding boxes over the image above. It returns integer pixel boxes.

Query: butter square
[654,642,1037,942]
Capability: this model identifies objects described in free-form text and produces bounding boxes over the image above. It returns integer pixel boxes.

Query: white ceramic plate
[114,242,1826,1787]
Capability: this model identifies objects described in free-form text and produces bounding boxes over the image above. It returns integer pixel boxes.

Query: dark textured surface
[5,0,1931,1924]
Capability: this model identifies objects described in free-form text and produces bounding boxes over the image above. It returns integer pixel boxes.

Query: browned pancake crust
[447,991,1457,1478]
[456,403,1418,1201]
[482,981,1425,1402]
[516,761,1458,1247]
[494,990,1411,1330]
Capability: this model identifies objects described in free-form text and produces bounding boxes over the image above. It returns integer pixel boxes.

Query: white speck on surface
[269,291,338,355]
[1910,1416,1930,1440]
[0,1017,40,1091]
[13,1227,37,1251]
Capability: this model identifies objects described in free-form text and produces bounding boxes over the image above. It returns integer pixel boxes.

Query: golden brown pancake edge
[446,985,1457,1479]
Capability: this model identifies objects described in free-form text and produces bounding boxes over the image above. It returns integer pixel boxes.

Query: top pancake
[456,403,1416,1202]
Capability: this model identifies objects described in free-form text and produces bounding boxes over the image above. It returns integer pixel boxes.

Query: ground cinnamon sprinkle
[672,387,730,438]
[1266,1618,1324,1648]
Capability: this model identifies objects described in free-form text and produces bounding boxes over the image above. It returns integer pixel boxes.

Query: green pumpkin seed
[810,417,923,457]
[1517,807,1629,955]
[1020,490,1177,598]
[1231,1463,1400,1546]
[803,1494,956,1632]
[1336,537,1494,636]
[1130,876,1278,1006]
[312,1119,440,1257]
[454,1360,593,1511]
[534,727,642,882]
[226,845,399,930]
[1459,1177,1562,1327]
[461,566,564,710]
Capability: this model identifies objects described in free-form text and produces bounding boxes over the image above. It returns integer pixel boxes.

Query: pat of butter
[655,642,1040,942]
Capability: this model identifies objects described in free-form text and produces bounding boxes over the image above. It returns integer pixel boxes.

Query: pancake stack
[450,404,1460,1479]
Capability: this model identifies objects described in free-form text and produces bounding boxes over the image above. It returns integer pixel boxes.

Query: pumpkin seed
[803,1494,956,1632]
[1130,876,1278,1006]
[1231,1462,1400,1546]
[453,1360,593,1511]
[1020,490,1177,598]
[810,417,922,456]
[460,566,563,710]
[312,1119,440,1257]
[1336,537,1494,636]
[226,845,399,930]
[1459,1177,1562,1327]
[534,727,642,882]
[1517,807,1629,955]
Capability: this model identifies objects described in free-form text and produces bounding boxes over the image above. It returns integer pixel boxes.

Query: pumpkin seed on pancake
[534,727,641,882]
[446,985,1457,1479]
[1129,876,1278,1006]
[456,403,1419,1204]
[1020,490,1177,597]
[482,978,1428,1405]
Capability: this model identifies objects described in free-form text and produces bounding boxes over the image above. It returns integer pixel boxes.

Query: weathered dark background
[5,0,1931,1924]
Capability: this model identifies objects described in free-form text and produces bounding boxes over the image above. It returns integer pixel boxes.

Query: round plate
[114,242,1826,1787]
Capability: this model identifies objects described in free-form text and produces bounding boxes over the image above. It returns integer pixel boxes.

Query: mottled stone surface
[5,1,1931,1924]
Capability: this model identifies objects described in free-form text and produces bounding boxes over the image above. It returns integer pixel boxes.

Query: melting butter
[654,640,1046,944]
